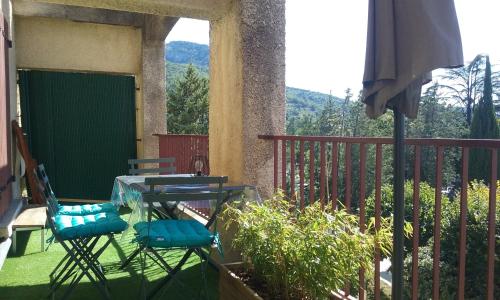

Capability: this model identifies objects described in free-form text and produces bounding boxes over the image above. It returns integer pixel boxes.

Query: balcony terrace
[0,136,498,300]
[0,0,497,299]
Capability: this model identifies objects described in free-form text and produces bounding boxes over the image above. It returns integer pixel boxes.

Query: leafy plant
[403,180,500,299]
[366,180,448,255]
[224,192,393,299]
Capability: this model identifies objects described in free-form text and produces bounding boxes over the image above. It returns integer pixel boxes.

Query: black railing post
[392,106,405,299]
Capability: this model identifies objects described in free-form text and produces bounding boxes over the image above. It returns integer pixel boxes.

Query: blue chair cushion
[54,212,127,240]
[57,202,118,216]
[133,220,213,248]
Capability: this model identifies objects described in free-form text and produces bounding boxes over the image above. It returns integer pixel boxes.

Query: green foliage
[407,83,468,139]
[287,84,468,207]
[406,83,468,187]
[165,41,343,130]
[166,64,209,134]
[404,181,500,299]
[439,54,487,126]
[314,89,353,137]
[287,113,320,136]
[439,54,500,126]
[366,181,446,255]
[166,61,208,90]
[470,56,500,183]
[224,192,393,299]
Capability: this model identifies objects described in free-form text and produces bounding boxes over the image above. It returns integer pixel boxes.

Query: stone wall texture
[241,0,286,197]
[209,0,286,197]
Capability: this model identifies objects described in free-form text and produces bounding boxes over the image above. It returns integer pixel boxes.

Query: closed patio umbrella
[362,0,463,298]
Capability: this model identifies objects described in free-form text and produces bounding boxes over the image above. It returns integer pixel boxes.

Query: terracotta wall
[0,11,12,218]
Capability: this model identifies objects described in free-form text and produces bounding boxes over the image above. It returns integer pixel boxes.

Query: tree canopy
[166,64,209,134]
[469,56,500,182]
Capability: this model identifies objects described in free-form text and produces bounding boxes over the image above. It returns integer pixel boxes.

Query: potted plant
[219,192,393,299]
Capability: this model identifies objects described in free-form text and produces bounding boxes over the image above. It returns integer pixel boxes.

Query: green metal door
[19,70,136,201]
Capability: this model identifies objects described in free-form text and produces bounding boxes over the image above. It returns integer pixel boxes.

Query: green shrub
[224,192,393,299]
[366,180,450,255]
[403,181,500,298]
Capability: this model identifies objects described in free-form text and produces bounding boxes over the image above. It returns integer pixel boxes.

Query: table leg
[11,230,16,254]
[41,227,45,252]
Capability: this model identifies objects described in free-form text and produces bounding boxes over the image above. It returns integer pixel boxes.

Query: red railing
[156,134,210,217]
[259,134,499,300]
[155,134,209,174]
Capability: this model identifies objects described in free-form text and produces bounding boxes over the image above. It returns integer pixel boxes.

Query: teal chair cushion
[57,202,118,216]
[133,220,213,248]
[54,212,127,240]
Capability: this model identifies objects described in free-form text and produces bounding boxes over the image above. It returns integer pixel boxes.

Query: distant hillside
[164,41,342,118]
[166,41,209,69]
[286,87,342,118]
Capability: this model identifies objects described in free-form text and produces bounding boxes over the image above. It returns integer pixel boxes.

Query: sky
[165,0,500,97]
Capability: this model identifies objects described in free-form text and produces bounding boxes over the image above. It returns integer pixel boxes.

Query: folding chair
[37,164,119,216]
[34,164,128,299]
[128,158,176,175]
[133,176,227,300]
[45,202,127,299]
[128,158,178,221]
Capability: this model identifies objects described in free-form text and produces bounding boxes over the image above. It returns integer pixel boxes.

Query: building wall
[15,16,141,74]
[14,16,145,158]
[2,0,19,202]
[209,2,244,184]
[209,0,286,196]
[1,1,15,116]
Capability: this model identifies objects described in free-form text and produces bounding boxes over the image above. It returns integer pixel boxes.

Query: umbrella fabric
[362,0,464,119]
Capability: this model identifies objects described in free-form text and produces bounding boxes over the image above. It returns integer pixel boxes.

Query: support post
[209,0,286,197]
[141,15,178,160]
[392,105,405,300]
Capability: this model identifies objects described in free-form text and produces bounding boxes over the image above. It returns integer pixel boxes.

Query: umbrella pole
[392,105,405,299]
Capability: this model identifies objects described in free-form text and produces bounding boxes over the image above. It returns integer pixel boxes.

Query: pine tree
[166,64,209,134]
[469,56,499,183]
[317,94,337,135]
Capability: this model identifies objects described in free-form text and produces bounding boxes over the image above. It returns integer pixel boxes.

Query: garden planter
[219,262,263,300]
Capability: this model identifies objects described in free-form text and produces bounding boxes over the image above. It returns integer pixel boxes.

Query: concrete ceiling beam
[14,1,179,40]
[13,1,145,27]
[27,0,232,20]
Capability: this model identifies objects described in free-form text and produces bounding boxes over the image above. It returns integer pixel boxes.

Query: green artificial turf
[0,212,219,300]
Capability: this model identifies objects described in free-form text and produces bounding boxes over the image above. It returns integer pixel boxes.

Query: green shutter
[19,70,136,200]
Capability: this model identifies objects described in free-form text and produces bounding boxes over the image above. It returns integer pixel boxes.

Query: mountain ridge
[165,41,343,117]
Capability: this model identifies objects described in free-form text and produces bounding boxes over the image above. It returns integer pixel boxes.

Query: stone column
[141,15,177,159]
[209,0,286,197]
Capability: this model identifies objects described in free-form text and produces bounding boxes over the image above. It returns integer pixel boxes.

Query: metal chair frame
[45,208,117,300]
[128,158,178,219]
[34,164,124,300]
[135,176,228,300]
[128,158,176,175]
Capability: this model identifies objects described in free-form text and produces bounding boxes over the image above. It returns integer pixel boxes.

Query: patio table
[110,174,261,237]
[111,174,261,272]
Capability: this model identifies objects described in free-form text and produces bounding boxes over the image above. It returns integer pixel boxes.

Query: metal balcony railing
[259,134,499,300]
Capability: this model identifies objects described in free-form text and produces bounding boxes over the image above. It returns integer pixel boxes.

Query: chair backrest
[128,158,176,175]
[142,176,228,222]
[35,164,59,216]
